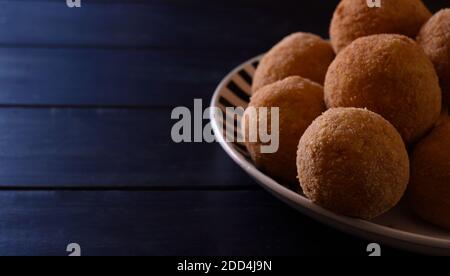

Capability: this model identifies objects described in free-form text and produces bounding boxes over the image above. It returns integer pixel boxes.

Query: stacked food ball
[243,0,450,227]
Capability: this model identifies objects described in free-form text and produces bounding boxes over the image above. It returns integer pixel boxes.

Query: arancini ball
[297,108,409,220]
[330,0,431,52]
[417,9,450,107]
[409,117,450,230]
[324,34,442,145]
[243,76,325,185]
[252,32,335,93]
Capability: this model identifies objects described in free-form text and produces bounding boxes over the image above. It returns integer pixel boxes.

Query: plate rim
[210,54,450,254]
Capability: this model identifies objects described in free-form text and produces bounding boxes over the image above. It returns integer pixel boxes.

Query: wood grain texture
[0,190,411,256]
[0,0,444,107]
[0,48,253,106]
[0,0,337,49]
[0,0,443,51]
[0,108,253,188]
[0,0,335,107]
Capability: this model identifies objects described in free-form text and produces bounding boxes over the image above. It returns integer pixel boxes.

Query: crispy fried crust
[252,33,335,93]
[297,108,410,219]
[324,34,442,145]
[409,117,450,230]
[243,76,325,185]
[330,0,431,53]
[417,9,450,108]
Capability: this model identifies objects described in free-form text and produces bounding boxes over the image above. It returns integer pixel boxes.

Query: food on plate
[330,0,431,52]
[217,1,450,232]
[252,32,335,93]
[243,76,325,185]
[409,117,450,230]
[417,9,450,107]
[324,34,442,144]
[297,108,409,219]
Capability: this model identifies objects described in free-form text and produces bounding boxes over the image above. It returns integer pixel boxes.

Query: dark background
[0,0,446,256]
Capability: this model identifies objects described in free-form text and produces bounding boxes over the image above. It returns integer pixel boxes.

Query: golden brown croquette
[297,108,409,220]
[330,0,431,52]
[409,117,450,230]
[243,76,325,185]
[324,34,441,145]
[252,33,335,93]
[417,9,450,108]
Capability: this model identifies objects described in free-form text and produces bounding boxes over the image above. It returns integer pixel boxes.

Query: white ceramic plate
[210,55,450,255]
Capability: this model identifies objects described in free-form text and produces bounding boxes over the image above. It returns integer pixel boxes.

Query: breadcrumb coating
[409,117,450,230]
[330,0,431,52]
[297,108,409,220]
[252,32,335,93]
[244,76,325,185]
[324,34,441,145]
[417,9,450,108]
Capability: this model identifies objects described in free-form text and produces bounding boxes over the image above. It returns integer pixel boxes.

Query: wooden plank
[0,190,411,256]
[0,47,253,106]
[0,0,445,107]
[0,108,254,188]
[0,0,444,50]
[0,0,338,50]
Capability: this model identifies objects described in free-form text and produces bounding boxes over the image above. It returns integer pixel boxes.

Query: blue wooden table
[0,0,445,256]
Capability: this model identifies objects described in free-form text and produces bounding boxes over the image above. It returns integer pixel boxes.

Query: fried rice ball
[409,117,450,230]
[243,76,325,185]
[252,32,335,93]
[330,0,431,53]
[324,34,442,145]
[297,108,409,220]
[417,9,450,107]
